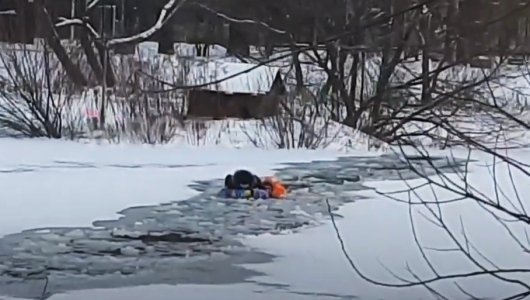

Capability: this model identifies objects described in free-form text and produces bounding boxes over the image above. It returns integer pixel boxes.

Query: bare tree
[33,0,88,88]
[323,23,530,300]
[327,104,530,298]
[179,0,465,148]
[25,0,187,88]
[95,45,186,144]
[0,0,190,141]
[0,42,84,138]
[185,0,527,149]
[174,0,530,298]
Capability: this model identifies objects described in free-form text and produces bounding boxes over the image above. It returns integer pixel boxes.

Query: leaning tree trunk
[75,2,105,86]
[33,0,87,87]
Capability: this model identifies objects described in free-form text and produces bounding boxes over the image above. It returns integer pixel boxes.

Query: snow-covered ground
[1,138,529,300]
[1,41,530,152]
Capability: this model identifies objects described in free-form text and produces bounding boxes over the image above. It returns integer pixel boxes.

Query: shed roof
[187,60,282,95]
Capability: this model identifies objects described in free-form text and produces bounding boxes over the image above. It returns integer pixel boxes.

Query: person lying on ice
[221,170,287,199]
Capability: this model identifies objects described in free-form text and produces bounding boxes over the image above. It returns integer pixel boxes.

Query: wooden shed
[186,60,285,119]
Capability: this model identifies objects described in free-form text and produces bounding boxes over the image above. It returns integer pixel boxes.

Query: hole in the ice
[114,232,213,244]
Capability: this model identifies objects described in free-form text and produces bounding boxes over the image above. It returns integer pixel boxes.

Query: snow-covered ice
[0,138,352,237]
[241,148,530,300]
[0,138,529,300]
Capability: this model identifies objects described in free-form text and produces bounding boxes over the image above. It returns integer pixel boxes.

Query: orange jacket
[262,176,287,199]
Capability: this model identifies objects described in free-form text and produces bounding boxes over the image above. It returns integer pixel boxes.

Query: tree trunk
[80,29,104,85]
[445,0,459,63]
[76,2,105,86]
[420,14,432,104]
[33,0,87,87]
[95,41,116,87]
[290,43,304,92]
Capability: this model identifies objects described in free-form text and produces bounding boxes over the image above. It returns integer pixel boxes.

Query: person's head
[233,170,255,189]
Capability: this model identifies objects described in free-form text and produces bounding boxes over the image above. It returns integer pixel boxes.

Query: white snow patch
[175,118,383,151]
[186,60,280,94]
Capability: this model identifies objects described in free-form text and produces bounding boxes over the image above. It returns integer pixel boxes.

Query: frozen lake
[0,150,466,299]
